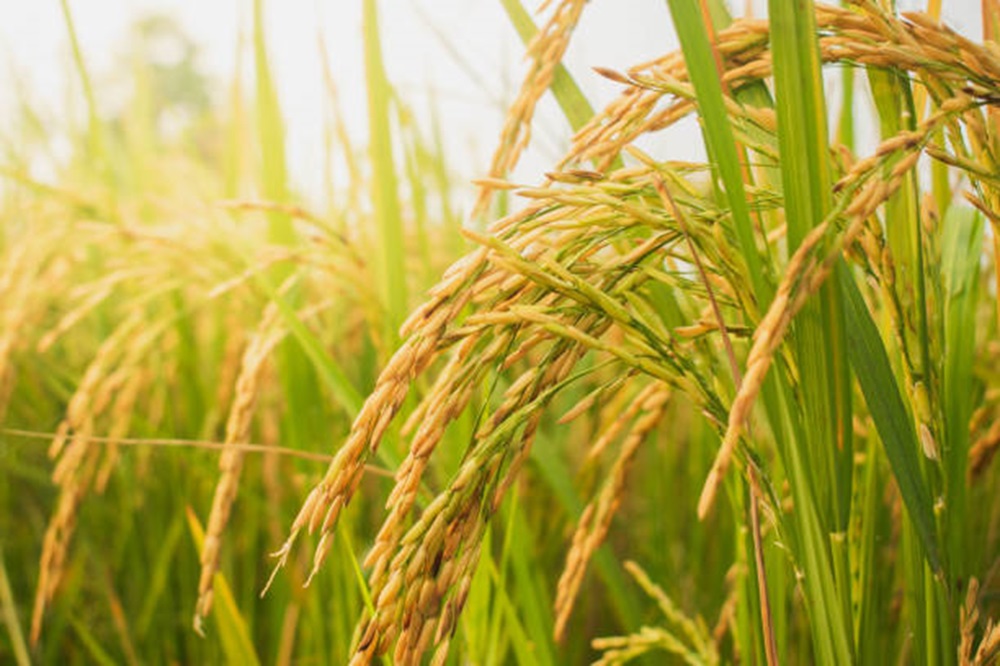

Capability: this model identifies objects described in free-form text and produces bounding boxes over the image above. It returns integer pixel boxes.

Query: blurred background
[0,0,683,210]
[0,1,981,210]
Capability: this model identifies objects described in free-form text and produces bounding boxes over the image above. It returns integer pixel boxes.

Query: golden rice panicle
[31,476,87,646]
[969,412,1000,480]
[563,16,773,170]
[960,578,981,663]
[352,472,490,665]
[269,247,487,587]
[473,0,587,217]
[260,5,1000,661]
[0,237,67,421]
[553,384,669,641]
[622,560,707,650]
[365,331,514,588]
[31,340,146,643]
[356,328,589,663]
[95,369,147,492]
[30,314,146,644]
[563,4,1000,175]
[194,303,285,634]
[959,577,1000,665]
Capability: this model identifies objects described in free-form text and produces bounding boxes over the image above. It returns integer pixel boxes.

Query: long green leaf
[59,0,105,169]
[0,548,30,666]
[770,0,854,525]
[135,514,186,638]
[839,271,943,576]
[253,0,293,246]
[185,507,261,666]
[665,5,789,663]
[251,274,364,419]
[665,0,769,306]
[769,1,855,662]
[941,207,984,577]
[364,0,407,344]
[70,619,118,666]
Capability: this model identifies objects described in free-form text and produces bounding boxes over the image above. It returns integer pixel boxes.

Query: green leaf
[252,0,293,246]
[252,274,364,419]
[0,548,30,666]
[770,0,854,524]
[364,0,408,344]
[768,1,855,661]
[839,270,943,577]
[70,618,118,666]
[59,0,106,171]
[941,206,984,576]
[665,0,769,306]
[135,514,187,638]
[185,507,262,666]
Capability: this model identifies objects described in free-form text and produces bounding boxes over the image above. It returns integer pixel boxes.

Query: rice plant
[3,1,1000,665]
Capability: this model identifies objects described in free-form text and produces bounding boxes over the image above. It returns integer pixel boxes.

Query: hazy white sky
[0,1,984,205]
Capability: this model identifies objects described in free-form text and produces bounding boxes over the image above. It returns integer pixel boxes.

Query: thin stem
[0,428,393,477]
[654,177,779,666]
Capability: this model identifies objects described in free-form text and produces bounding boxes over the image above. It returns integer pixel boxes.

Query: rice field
[2,1,1000,664]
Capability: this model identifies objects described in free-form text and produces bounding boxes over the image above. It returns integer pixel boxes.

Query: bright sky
[0,1,984,206]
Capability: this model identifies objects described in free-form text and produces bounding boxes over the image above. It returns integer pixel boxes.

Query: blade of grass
[364,0,407,345]
[664,0,769,305]
[664,4,795,662]
[135,513,186,638]
[255,1,327,458]
[58,0,106,171]
[485,491,520,665]
[397,101,433,282]
[0,548,30,666]
[185,507,261,666]
[770,0,854,527]
[941,207,984,579]
[853,434,886,663]
[839,271,943,576]
[252,0,321,467]
[768,1,857,662]
[837,66,856,151]
[252,0,293,246]
[250,274,363,419]
[506,502,558,666]
[224,22,249,199]
[70,618,118,666]
[481,528,546,666]
[868,47,949,666]
[426,97,464,255]
[336,523,374,617]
